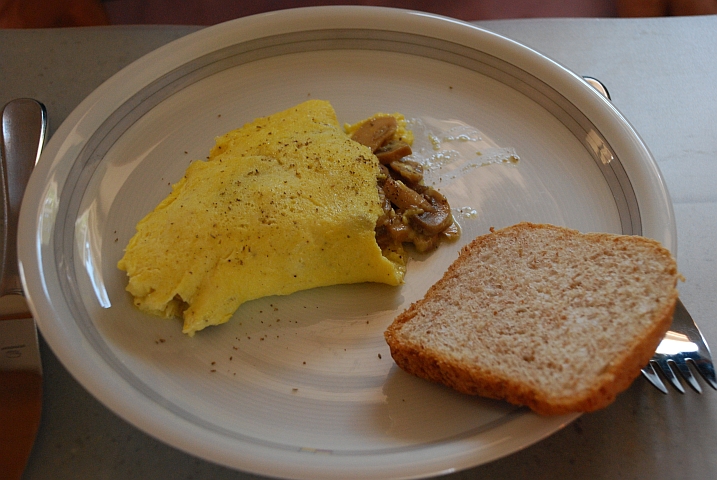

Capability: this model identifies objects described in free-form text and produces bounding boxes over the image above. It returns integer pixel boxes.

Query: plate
[18,6,676,480]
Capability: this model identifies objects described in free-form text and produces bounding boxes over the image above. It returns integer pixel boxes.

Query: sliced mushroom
[374,184,393,229]
[385,216,412,244]
[382,176,435,213]
[409,187,453,236]
[375,140,412,164]
[351,116,398,152]
[379,186,393,215]
[388,158,423,185]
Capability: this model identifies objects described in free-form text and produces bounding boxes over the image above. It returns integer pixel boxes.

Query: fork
[583,76,717,394]
[640,299,717,394]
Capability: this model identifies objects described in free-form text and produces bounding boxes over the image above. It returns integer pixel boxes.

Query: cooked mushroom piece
[388,158,423,185]
[385,215,412,244]
[374,183,393,228]
[350,116,398,152]
[409,187,454,236]
[375,140,412,164]
[382,176,435,213]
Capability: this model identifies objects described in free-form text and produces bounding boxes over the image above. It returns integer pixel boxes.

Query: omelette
[118,100,407,336]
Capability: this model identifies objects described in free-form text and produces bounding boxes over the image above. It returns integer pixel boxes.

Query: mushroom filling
[350,116,459,253]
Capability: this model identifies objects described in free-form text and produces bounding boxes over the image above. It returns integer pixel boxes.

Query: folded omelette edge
[117,100,406,336]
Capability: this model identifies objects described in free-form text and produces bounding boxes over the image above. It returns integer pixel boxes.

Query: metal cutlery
[641,299,717,394]
[583,76,716,394]
[0,98,47,479]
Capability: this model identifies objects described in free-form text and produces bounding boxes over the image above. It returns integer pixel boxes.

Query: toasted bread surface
[384,222,679,415]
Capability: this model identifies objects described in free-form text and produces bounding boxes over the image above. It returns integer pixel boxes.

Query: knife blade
[0,98,47,480]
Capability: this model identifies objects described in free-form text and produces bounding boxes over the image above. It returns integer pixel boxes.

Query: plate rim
[18,6,674,479]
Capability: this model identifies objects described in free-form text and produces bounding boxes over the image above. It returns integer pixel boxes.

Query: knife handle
[0,99,47,298]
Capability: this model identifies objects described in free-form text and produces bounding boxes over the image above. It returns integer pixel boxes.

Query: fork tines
[641,299,717,394]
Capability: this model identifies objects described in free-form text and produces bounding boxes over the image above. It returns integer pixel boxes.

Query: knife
[0,99,47,480]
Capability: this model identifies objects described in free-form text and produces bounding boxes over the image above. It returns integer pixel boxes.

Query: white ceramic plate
[19,6,675,480]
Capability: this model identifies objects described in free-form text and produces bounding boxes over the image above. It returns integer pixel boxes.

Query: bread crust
[384,222,679,415]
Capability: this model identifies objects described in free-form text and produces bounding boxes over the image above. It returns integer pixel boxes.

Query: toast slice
[384,222,680,415]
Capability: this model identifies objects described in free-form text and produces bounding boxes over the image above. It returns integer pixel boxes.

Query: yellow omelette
[117,100,406,336]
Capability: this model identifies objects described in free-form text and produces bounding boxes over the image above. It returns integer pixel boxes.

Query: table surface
[2,13,717,480]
